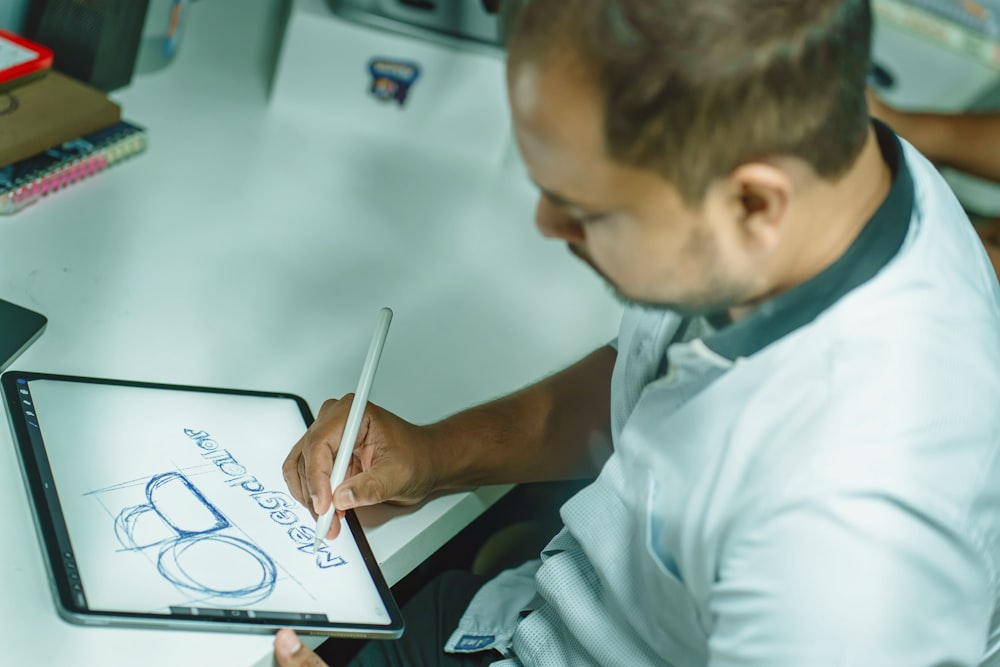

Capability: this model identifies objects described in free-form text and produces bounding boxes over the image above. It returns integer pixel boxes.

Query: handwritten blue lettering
[183,428,350,569]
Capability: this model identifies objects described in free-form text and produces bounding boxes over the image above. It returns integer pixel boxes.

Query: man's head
[503,0,875,314]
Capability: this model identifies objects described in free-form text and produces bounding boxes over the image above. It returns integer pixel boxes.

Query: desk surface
[0,1,621,664]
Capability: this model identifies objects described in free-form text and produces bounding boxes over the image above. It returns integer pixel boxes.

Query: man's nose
[535,197,585,242]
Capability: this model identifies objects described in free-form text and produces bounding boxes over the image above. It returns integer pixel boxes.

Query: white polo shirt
[446,123,1000,666]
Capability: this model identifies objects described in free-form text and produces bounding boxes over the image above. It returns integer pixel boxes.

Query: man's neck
[728,125,892,322]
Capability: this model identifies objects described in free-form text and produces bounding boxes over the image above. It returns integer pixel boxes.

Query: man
[275,1,1000,664]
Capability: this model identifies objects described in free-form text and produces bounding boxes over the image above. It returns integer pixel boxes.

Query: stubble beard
[567,230,752,318]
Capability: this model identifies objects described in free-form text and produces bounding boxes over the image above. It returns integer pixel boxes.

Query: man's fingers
[324,468,379,540]
[334,469,391,512]
[325,509,346,540]
[282,441,307,508]
[302,398,356,515]
[273,628,328,667]
[305,445,336,516]
[298,457,317,519]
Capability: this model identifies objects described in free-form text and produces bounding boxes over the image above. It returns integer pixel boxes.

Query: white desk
[0,1,622,664]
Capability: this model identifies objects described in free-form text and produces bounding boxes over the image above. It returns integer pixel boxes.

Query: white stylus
[313,307,393,552]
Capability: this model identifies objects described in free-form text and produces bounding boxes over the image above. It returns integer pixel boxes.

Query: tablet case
[0,299,46,372]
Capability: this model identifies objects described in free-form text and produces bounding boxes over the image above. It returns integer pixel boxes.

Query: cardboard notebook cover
[0,71,121,168]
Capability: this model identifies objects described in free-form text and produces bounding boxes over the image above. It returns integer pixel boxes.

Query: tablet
[2,371,404,639]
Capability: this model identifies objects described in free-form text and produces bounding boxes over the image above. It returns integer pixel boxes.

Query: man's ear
[724,162,793,253]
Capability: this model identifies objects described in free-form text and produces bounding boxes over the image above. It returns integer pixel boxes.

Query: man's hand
[282,395,440,540]
[273,629,328,667]
[282,346,617,541]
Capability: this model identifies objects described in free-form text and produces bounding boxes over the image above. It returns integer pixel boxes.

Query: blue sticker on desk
[454,634,496,651]
[367,58,420,107]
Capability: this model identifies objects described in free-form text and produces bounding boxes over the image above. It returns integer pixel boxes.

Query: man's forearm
[427,345,617,490]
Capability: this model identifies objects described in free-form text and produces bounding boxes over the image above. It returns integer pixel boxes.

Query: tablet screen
[3,372,403,637]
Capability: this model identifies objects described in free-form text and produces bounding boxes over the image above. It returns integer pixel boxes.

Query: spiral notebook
[0,120,147,215]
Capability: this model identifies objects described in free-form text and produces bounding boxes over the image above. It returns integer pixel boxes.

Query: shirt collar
[703,120,914,360]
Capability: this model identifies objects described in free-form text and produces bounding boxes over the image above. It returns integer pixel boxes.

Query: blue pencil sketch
[157,534,277,605]
[107,471,277,605]
[114,472,228,549]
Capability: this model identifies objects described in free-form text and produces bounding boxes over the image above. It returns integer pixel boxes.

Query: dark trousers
[317,570,502,667]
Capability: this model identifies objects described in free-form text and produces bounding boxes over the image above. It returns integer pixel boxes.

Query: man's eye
[577,212,609,224]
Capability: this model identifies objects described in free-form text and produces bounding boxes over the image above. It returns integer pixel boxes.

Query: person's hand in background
[868,89,1000,277]
[867,89,1000,182]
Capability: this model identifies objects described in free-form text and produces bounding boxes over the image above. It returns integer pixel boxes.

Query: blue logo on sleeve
[454,634,496,651]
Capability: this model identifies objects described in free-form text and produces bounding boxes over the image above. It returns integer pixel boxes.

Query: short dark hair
[504,0,873,204]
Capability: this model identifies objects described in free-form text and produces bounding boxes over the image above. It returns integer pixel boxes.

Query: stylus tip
[313,537,322,553]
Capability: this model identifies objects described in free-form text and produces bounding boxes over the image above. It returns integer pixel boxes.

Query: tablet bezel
[2,370,404,639]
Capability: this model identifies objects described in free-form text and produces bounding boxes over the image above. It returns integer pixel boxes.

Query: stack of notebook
[0,30,146,215]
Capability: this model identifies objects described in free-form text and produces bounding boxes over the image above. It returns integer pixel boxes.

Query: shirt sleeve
[707,492,995,666]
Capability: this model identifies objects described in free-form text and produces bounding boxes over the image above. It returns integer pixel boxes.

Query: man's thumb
[334,472,385,510]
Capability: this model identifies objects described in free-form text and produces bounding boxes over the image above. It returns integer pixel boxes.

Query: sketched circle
[157,535,277,604]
